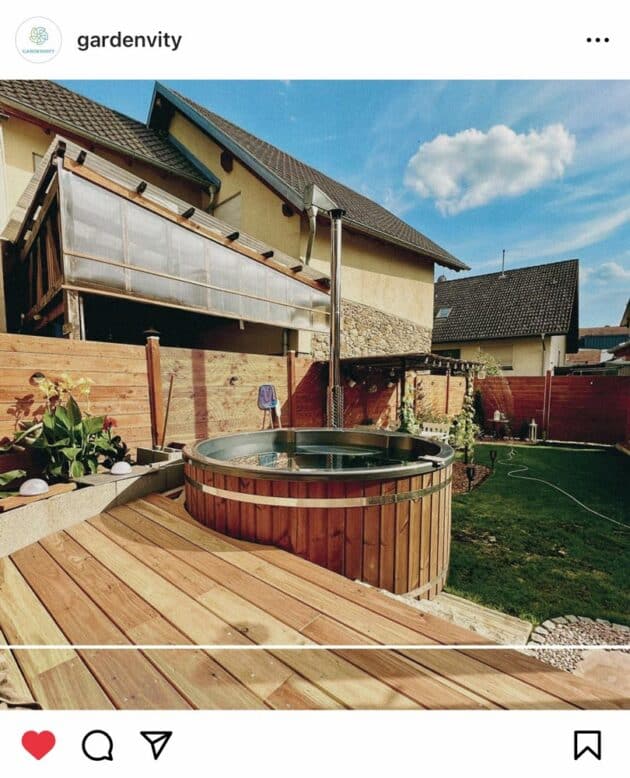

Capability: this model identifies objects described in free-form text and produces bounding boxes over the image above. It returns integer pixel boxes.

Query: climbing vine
[450,378,479,464]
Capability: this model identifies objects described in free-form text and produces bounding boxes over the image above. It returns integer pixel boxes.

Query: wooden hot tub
[183,428,453,597]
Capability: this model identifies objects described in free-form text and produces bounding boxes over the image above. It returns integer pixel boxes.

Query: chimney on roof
[499,249,507,278]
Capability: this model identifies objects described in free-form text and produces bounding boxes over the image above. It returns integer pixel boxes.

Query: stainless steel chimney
[301,184,345,428]
[328,208,345,428]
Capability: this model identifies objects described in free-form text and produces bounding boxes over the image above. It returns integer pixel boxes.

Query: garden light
[19,478,49,496]
[466,465,476,491]
[110,461,132,475]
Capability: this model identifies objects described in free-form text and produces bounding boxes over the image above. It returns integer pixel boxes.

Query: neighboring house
[620,298,630,328]
[610,340,630,361]
[566,325,630,367]
[0,80,468,357]
[432,259,579,376]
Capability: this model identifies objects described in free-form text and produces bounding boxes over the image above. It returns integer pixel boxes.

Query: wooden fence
[476,373,630,444]
[1,332,468,455]
[0,333,152,449]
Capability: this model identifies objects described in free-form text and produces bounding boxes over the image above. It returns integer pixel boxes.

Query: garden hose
[498,448,629,532]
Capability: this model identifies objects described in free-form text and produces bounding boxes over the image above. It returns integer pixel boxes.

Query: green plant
[0,469,26,499]
[449,381,479,463]
[101,417,130,468]
[399,392,420,434]
[0,469,26,488]
[15,374,129,481]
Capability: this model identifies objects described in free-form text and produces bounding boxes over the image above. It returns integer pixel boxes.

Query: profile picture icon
[29,27,49,46]
[15,17,61,63]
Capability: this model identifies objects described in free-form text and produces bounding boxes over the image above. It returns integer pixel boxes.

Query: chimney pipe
[328,208,346,428]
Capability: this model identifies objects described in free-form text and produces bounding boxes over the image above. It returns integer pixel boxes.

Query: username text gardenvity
[77,31,182,52]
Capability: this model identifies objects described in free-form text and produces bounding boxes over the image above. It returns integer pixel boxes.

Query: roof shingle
[433,259,579,343]
[0,80,207,185]
[156,85,468,271]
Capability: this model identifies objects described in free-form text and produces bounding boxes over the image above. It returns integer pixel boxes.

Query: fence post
[445,367,451,415]
[286,349,296,427]
[145,333,164,448]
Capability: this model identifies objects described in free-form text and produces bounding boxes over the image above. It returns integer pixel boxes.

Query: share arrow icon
[140,731,173,760]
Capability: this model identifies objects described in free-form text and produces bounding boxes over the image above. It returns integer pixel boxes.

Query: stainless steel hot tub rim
[182,427,454,481]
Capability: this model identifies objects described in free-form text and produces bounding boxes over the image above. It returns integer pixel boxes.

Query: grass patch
[446,443,630,626]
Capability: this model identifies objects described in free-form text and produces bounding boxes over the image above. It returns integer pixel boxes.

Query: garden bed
[452,461,491,494]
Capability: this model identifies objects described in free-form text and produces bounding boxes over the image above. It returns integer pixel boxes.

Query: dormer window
[436,307,452,319]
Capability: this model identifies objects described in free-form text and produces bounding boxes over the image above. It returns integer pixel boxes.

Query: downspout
[304,205,318,265]
[540,332,546,375]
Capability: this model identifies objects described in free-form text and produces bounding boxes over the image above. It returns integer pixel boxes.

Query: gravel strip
[526,616,630,672]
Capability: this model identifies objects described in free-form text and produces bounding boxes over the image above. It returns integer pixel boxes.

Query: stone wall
[311,299,432,360]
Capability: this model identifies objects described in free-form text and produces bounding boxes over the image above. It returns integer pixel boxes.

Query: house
[432,259,579,376]
[565,325,630,368]
[0,80,468,356]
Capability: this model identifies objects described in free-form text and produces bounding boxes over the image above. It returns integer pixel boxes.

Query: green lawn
[447,443,630,626]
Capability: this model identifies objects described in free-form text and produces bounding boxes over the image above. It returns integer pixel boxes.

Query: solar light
[489,450,498,470]
[111,461,132,475]
[19,478,49,496]
[466,465,476,491]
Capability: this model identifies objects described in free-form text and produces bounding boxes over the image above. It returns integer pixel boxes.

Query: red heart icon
[22,730,56,760]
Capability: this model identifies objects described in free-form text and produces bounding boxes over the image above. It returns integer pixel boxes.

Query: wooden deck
[0,493,626,710]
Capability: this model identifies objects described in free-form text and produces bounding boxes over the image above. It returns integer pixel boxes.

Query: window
[436,307,451,319]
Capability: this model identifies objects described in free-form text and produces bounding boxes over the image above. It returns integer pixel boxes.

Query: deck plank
[39,531,268,710]
[0,491,624,710]
[64,521,297,702]
[91,510,421,709]
[0,557,112,709]
[11,542,191,710]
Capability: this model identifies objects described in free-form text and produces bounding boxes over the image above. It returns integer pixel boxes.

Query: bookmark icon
[140,731,173,761]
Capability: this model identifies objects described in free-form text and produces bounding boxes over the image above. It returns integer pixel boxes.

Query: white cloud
[404,123,576,215]
[581,260,630,285]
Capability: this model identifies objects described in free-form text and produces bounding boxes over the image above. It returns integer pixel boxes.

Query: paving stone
[554,616,568,625]
[541,619,556,631]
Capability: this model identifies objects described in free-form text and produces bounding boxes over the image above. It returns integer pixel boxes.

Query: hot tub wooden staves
[184,461,452,597]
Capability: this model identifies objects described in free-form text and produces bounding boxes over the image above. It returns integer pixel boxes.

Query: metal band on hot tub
[185,472,451,508]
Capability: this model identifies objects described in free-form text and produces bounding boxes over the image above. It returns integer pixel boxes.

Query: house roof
[433,259,579,344]
[149,83,468,272]
[579,326,630,337]
[0,80,209,186]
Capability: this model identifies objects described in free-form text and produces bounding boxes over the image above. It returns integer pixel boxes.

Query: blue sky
[61,80,630,326]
